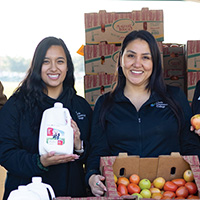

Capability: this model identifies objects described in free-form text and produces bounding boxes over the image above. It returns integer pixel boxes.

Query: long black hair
[14,37,76,132]
[99,30,183,132]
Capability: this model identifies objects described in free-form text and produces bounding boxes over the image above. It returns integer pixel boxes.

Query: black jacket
[192,80,200,114]
[0,87,92,199]
[86,85,200,184]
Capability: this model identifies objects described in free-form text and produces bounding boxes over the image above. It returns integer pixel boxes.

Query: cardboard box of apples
[99,152,200,199]
[54,152,200,200]
[54,197,133,200]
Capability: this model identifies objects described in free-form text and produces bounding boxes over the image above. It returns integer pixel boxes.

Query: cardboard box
[0,166,6,200]
[187,41,200,102]
[54,197,134,200]
[164,77,186,93]
[84,43,121,74]
[100,153,200,199]
[163,43,186,93]
[187,71,200,103]
[84,73,115,108]
[187,40,200,70]
[85,8,164,44]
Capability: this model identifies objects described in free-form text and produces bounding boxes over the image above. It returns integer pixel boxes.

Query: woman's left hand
[71,119,82,150]
[190,125,200,136]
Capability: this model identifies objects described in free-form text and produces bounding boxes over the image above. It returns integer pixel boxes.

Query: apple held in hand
[191,114,200,130]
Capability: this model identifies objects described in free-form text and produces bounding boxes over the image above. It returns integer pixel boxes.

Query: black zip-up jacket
[0,87,92,199]
[86,85,200,184]
[192,80,200,114]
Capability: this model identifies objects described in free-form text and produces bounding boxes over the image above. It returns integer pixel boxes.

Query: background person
[0,81,7,109]
[0,36,92,199]
[191,80,200,115]
[85,30,200,196]
[190,80,200,136]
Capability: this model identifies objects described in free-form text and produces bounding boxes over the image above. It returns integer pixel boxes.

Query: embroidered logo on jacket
[150,101,168,109]
[76,111,86,120]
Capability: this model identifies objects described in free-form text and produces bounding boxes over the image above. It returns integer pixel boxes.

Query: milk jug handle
[64,110,71,126]
[44,184,55,199]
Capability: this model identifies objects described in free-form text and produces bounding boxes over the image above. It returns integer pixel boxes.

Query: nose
[134,56,142,67]
[50,61,57,71]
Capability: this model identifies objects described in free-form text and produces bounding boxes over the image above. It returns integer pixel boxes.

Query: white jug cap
[54,102,63,108]
[32,177,42,183]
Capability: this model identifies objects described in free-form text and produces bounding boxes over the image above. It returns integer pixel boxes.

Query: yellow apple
[153,177,166,189]
[183,169,194,182]
[191,114,200,130]
[114,174,118,183]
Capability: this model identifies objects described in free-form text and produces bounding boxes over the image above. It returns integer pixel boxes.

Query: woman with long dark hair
[0,36,92,199]
[85,30,200,196]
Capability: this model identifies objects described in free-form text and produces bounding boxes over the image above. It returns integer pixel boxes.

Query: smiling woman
[86,30,200,197]
[0,36,93,199]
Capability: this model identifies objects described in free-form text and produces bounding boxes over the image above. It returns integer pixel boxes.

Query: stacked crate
[162,43,187,94]
[187,40,200,103]
[84,8,164,108]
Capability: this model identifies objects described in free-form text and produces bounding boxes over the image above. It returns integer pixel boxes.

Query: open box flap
[157,154,190,181]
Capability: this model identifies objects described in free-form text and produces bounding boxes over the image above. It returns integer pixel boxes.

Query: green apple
[140,189,151,198]
[132,193,143,199]
[139,178,151,190]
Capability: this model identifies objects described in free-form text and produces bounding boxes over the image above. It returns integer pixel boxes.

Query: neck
[124,84,151,111]
[124,83,148,97]
[46,86,63,99]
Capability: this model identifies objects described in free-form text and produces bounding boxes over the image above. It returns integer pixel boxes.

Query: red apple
[191,114,200,130]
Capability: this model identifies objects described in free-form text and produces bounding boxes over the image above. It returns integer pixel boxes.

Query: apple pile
[114,169,199,199]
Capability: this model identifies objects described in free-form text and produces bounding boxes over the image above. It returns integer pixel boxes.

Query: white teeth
[131,70,143,74]
[48,74,59,78]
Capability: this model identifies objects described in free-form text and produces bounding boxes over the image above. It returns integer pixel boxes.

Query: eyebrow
[126,50,151,55]
[44,56,66,60]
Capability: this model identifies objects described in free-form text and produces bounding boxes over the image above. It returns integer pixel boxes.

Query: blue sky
[0,0,200,59]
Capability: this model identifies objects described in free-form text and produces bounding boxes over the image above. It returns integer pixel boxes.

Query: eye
[57,59,65,64]
[127,54,134,58]
[43,59,49,64]
[143,55,151,60]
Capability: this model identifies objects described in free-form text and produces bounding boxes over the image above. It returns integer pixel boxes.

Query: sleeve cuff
[36,154,49,172]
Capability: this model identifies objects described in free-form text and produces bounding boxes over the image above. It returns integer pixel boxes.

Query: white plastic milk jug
[27,177,55,200]
[39,102,74,155]
[7,185,41,200]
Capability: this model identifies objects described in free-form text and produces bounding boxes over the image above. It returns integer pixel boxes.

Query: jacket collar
[114,88,163,106]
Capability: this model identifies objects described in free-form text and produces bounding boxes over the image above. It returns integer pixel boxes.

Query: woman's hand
[190,125,200,136]
[89,174,107,197]
[40,151,79,167]
[71,119,82,150]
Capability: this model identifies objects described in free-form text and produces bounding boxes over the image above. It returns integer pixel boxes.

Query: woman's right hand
[89,174,107,197]
[40,151,79,167]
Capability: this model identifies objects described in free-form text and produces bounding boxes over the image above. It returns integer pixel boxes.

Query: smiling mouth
[48,74,60,79]
[131,70,143,74]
